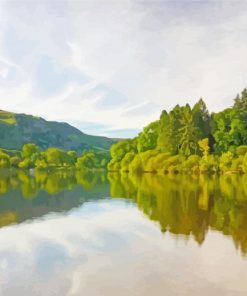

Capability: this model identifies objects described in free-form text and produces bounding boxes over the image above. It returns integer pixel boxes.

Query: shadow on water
[1,169,247,254]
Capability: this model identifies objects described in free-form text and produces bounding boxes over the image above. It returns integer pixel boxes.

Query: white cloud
[0,0,247,137]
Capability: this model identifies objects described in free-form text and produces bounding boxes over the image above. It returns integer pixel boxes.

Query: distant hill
[0,110,115,152]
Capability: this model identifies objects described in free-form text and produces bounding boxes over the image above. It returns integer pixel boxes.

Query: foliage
[137,121,159,153]
[198,138,210,157]
[0,142,110,171]
[18,158,32,169]
[120,152,136,172]
[178,106,200,156]
[231,156,244,172]
[219,152,234,173]
[110,139,137,162]
[3,87,247,175]
[234,88,247,111]
[199,155,219,173]
[0,152,10,168]
[236,145,247,156]
[10,156,21,168]
[107,87,247,175]
[67,151,78,165]
[22,143,39,159]
[211,108,247,154]
[242,153,247,174]
[76,152,97,169]
[182,155,200,173]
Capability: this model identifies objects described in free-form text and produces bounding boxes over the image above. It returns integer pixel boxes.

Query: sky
[0,0,247,138]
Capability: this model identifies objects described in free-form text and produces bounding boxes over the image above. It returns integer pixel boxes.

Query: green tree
[120,152,135,172]
[236,145,247,156]
[20,143,40,168]
[157,106,183,154]
[219,151,233,173]
[67,151,78,165]
[234,88,247,111]
[192,99,211,139]
[212,108,247,153]
[242,153,247,173]
[44,148,68,167]
[35,158,48,169]
[76,151,97,169]
[137,121,159,153]
[110,139,137,162]
[179,106,200,156]
[0,152,10,168]
[10,156,21,168]
[18,158,32,169]
[22,143,39,159]
[198,138,210,158]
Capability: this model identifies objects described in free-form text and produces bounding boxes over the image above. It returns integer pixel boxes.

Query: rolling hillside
[0,110,115,152]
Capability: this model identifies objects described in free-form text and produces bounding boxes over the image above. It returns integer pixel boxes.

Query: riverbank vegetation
[108,88,247,174]
[2,88,247,175]
[0,144,110,170]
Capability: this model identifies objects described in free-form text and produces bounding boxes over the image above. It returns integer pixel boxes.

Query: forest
[2,88,247,174]
[108,88,247,174]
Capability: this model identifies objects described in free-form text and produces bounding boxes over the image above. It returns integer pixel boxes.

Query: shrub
[219,152,233,173]
[231,156,243,172]
[0,152,10,168]
[236,145,247,156]
[121,152,136,172]
[18,158,32,169]
[10,156,21,168]
[182,155,200,173]
[35,159,48,169]
[163,155,184,174]
[145,152,170,173]
[199,155,219,173]
[107,159,121,171]
[129,155,143,173]
[242,153,247,173]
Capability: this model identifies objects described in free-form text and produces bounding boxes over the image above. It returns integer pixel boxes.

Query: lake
[0,170,247,295]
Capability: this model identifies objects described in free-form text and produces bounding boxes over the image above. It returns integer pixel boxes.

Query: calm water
[0,170,247,295]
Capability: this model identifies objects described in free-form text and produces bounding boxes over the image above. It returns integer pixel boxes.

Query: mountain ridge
[0,109,115,152]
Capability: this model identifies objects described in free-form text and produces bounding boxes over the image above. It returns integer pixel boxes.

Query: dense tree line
[108,88,247,174]
[0,144,110,170]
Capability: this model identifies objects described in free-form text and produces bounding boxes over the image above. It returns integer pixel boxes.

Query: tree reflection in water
[0,170,247,255]
[108,173,247,255]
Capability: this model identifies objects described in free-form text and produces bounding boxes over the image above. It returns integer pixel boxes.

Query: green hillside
[0,110,115,152]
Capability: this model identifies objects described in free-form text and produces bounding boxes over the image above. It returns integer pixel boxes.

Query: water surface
[0,170,247,295]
